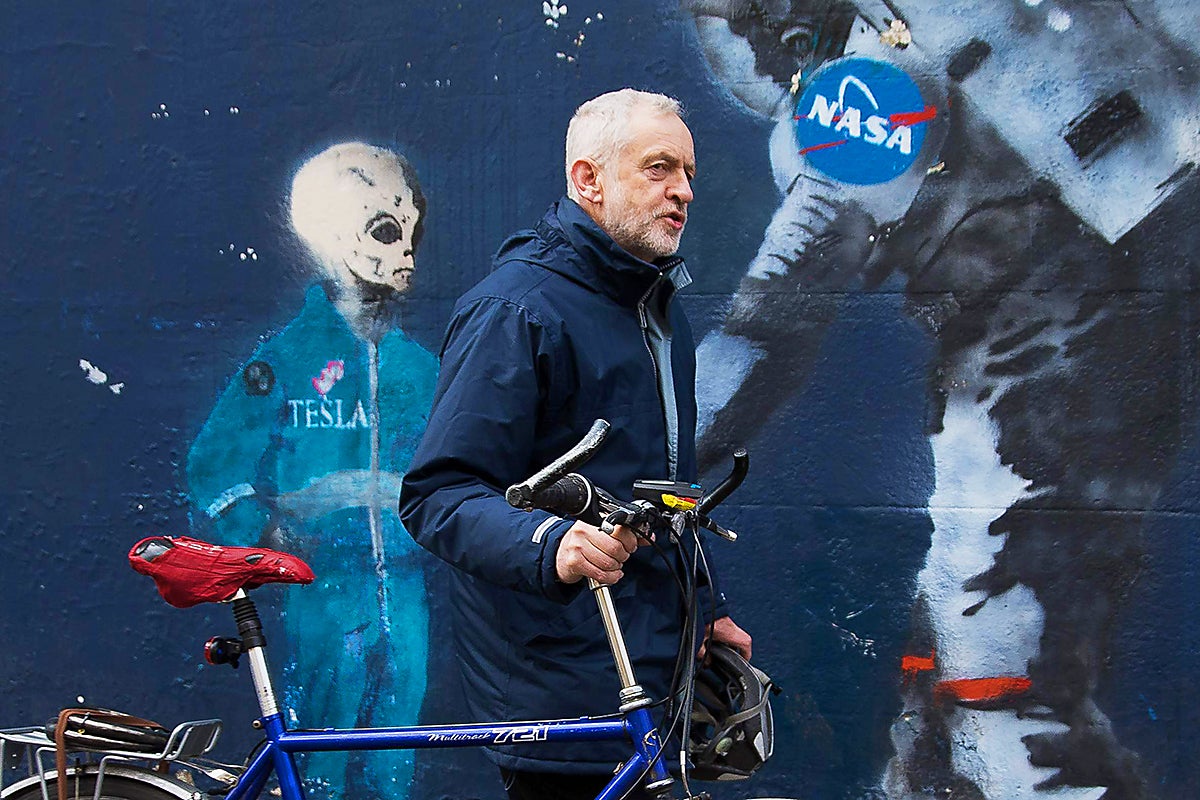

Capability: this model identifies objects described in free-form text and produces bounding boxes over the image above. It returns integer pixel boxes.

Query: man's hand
[555,520,645,585]
[699,616,752,662]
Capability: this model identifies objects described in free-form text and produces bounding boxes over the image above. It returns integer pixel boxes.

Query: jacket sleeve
[186,348,280,547]
[398,295,581,603]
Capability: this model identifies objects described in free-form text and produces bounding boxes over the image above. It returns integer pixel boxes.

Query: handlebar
[505,419,611,510]
[504,419,746,541]
[697,448,748,516]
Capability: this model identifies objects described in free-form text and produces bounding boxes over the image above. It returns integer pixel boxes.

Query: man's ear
[569,159,604,205]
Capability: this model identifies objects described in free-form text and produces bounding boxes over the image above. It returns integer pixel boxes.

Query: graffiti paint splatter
[312,360,346,397]
[79,359,124,394]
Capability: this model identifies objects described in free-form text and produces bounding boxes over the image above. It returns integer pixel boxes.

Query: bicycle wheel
[1,768,195,800]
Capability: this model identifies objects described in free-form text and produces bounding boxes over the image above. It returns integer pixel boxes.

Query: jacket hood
[494,197,687,308]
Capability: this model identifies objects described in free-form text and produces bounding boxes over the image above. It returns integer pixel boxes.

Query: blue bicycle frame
[228,710,670,800]
[222,583,676,800]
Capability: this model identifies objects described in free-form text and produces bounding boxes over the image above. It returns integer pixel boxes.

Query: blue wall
[3,2,1198,799]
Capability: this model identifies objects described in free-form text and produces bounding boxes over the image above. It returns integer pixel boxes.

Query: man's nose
[668,172,693,204]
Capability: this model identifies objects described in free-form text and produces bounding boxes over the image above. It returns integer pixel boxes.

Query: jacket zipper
[637,274,678,480]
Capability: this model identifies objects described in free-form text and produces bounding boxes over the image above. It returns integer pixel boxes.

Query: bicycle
[1,419,755,800]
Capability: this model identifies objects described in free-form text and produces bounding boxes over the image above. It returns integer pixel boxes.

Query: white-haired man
[401,90,751,799]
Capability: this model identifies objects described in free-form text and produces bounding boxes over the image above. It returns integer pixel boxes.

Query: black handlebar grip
[528,474,592,516]
[506,419,610,509]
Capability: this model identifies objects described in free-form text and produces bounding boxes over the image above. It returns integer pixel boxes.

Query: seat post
[230,590,282,719]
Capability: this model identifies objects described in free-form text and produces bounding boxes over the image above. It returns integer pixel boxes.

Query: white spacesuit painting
[683,2,1200,798]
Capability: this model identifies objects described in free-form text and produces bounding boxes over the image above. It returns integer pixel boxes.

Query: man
[188,142,437,800]
[399,90,751,799]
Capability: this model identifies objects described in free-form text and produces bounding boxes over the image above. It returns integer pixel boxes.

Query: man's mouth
[658,210,687,231]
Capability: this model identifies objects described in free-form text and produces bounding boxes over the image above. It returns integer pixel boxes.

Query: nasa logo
[793,57,935,185]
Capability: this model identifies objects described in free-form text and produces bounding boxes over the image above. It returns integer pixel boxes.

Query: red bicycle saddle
[129,535,315,608]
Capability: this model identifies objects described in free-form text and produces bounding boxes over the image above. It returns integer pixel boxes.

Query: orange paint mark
[889,104,938,127]
[934,676,1033,708]
[901,649,936,683]
[798,139,848,156]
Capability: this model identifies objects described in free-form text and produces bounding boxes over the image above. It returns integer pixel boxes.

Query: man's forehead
[621,113,695,159]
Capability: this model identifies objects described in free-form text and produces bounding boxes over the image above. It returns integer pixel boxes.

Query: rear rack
[1,719,224,798]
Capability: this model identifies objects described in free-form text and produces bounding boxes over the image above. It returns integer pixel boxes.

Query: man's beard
[601,186,685,262]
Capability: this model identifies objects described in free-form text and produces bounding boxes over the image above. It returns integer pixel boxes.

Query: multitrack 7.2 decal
[491,725,550,744]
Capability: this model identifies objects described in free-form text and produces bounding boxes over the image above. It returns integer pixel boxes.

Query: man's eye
[370,219,403,244]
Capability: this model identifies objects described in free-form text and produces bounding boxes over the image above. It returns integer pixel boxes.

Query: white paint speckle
[77,696,86,704]
[229,106,240,115]
[880,18,912,48]
[81,359,126,394]
[543,0,568,27]
[80,359,107,385]
[1047,8,1071,31]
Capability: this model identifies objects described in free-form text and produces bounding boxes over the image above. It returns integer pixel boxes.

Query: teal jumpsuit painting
[187,283,437,799]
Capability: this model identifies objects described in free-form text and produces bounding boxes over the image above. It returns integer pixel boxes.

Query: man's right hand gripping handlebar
[505,419,747,585]
[556,518,645,585]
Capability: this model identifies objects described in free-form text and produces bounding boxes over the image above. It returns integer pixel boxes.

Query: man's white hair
[565,89,684,201]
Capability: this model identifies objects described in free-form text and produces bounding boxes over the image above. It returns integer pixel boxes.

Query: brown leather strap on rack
[53,709,165,800]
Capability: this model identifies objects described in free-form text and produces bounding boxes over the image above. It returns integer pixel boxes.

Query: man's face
[598,112,696,262]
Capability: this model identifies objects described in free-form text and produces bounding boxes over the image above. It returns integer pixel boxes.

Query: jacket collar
[520,197,690,308]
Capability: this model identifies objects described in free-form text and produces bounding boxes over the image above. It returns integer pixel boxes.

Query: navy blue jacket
[399,198,725,772]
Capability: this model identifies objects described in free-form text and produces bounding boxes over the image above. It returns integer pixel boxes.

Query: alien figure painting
[186,143,437,800]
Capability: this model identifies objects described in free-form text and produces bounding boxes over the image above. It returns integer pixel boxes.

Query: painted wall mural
[686,1,1200,798]
[1,3,1197,800]
[186,143,437,799]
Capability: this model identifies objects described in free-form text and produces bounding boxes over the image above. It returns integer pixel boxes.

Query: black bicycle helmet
[688,643,776,781]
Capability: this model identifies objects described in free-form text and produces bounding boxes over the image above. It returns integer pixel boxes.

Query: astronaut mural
[186,143,438,800]
[684,1,1200,799]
